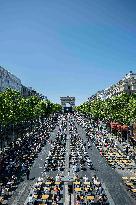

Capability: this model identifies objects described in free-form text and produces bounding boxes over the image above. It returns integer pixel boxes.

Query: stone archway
[60,96,75,112]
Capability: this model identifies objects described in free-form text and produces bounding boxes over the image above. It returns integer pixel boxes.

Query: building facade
[21,85,47,100]
[0,66,47,99]
[88,71,136,101]
[21,85,32,97]
[0,66,21,92]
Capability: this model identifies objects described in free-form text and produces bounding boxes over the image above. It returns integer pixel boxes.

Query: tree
[76,93,136,126]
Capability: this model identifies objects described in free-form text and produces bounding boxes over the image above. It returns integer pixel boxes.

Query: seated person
[53,185,60,194]
[44,186,50,194]
[53,193,58,202]
[55,174,60,181]
[27,194,33,205]
[83,175,88,182]
[84,184,90,193]
[37,177,43,182]
[92,175,99,185]
[37,189,43,199]
[76,195,80,202]
[96,183,104,195]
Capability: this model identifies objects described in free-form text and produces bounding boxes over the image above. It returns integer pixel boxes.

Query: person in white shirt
[37,177,43,182]
[27,194,33,204]
[55,174,60,181]
[92,175,99,185]
[83,175,88,182]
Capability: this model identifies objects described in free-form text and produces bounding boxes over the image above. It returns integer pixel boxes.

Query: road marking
[71,193,74,205]
[64,122,71,205]
[102,182,115,205]
[11,181,28,205]
[64,183,70,205]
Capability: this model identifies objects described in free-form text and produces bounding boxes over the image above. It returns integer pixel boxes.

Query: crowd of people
[0,112,111,204]
[75,113,136,172]
[75,112,136,200]
[0,115,59,204]
[27,116,69,205]
[73,175,108,205]
[44,118,67,172]
[69,120,93,172]
[45,125,66,171]
[27,173,109,205]
[27,176,64,205]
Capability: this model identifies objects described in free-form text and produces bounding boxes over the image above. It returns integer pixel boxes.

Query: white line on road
[64,122,71,205]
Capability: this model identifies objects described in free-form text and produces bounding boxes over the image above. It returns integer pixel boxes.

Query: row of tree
[76,93,136,126]
[0,88,62,127]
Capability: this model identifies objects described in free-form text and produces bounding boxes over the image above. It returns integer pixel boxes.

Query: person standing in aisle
[26,167,30,180]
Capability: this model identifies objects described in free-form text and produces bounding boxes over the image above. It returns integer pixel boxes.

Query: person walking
[27,194,33,205]
[26,167,30,180]
[126,146,129,155]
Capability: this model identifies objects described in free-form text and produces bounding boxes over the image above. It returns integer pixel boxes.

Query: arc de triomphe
[60,96,75,112]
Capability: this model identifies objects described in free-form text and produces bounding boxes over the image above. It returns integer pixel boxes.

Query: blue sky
[0,0,136,105]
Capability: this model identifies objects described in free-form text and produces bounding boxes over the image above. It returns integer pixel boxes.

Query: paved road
[7,116,136,205]
[64,122,70,205]
[76,122,136,205]
[8,126,59,205]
